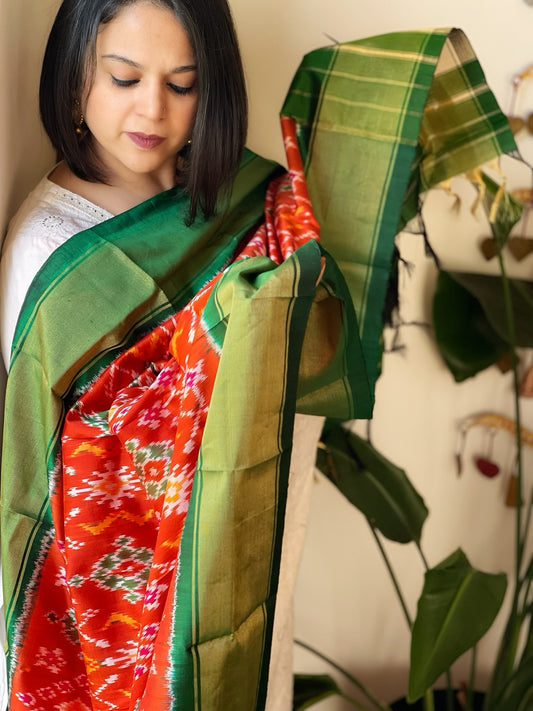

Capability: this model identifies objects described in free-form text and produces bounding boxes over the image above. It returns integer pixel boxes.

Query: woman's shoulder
[0,171,113,367]
[4,171,112,258]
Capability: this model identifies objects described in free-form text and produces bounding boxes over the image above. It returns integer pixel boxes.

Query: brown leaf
[508,236,533,261]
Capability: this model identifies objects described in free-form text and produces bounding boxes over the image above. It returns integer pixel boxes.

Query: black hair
[39,0,248,222]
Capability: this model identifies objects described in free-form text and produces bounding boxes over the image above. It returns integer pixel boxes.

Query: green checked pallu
[1,28,515,711]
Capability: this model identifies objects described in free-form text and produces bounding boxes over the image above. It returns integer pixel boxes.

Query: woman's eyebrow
[102,53,197,73]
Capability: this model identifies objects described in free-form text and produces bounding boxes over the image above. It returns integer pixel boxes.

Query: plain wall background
[1,1,533,708]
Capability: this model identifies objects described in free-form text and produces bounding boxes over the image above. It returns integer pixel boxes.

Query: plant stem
[369,523,412,628]
[416,542,430,572]
[339,691,378,711]
[445,673,454,711]
[520,564,532,613]
[485,231,525,706]
[423,689,435,711]
[371,528,440,711]
[466,646,477,711]
[520,489,533,578]
[294,639,392,711]
[495,248,523,600]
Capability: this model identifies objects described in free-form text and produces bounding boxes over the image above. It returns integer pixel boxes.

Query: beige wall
[0,0,58,229]
[1,1,533,709]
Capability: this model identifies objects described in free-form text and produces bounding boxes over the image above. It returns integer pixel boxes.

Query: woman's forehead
[94,2,194,67]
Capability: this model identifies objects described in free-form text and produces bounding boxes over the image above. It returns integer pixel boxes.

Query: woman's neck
[49,162,175,215]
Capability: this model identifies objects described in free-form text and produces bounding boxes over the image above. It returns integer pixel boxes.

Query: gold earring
[73,100,86,137]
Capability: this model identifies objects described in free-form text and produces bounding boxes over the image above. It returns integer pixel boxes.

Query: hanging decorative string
[455,413,533,506]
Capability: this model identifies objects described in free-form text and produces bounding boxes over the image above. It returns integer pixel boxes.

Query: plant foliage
[297,171,533,711]
[408,549,507,701]
[316,425,428,544]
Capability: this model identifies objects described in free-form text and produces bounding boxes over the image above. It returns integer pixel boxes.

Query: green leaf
[433,271,509,382]
[449,272,533,348]
[481,173,523,249]
[484,653,533,711]
[318,425,428,544]
[293,674,341,710]
[434,266,533,381]
[408,548,507,702]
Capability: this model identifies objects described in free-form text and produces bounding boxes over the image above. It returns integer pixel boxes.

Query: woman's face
[83,1,198,190]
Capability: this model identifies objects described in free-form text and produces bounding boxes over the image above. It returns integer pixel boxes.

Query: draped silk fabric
[1,30,515,711]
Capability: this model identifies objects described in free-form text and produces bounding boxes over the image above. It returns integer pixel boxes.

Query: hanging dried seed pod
[510,187,533,203]
[519,362,533,397]
[505,474,519,507]
[507,116,525,134]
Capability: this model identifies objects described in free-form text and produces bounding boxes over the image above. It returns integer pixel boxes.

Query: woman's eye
[111,76,138,88]
[168,83,194,96]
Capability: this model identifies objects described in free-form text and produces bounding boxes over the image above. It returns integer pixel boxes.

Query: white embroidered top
[0,174,112,367]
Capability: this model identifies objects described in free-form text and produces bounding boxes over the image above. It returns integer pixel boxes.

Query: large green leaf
[450,272,533,348]
[293,674,341,710]
[433,271,509,382]
[408,549,507,702]
[317,425,428,544]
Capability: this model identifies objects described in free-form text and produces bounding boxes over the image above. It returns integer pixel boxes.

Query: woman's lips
[126,132,165,149]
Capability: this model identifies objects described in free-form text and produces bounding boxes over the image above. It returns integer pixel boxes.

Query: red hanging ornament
[474,456,500,478]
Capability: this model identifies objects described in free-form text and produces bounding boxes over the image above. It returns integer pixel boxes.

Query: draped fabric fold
[1,29,516,711]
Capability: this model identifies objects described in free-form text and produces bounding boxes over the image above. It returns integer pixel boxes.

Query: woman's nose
[137,82,166,120]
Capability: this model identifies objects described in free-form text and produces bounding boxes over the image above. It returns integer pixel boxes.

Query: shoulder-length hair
[39,0,248,222]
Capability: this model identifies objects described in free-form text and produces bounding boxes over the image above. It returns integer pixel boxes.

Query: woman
[1,1,324,709]
[0,0,247,363]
